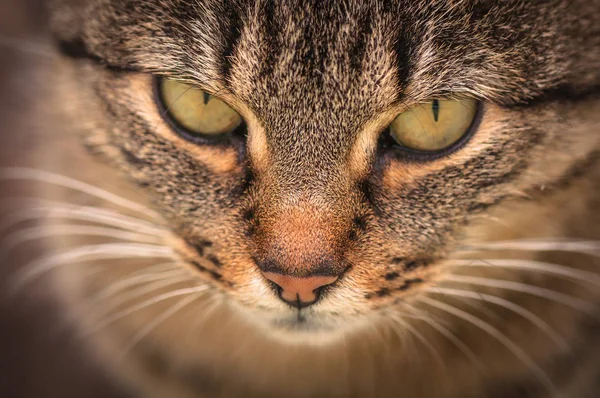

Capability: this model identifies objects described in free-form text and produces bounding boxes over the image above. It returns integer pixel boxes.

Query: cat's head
[49,0,600,336]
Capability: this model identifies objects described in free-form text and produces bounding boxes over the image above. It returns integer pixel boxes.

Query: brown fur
[3,0,600,397]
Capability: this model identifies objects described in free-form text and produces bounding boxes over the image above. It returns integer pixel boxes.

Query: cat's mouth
[231,291,388,342]
[262,311,357,341]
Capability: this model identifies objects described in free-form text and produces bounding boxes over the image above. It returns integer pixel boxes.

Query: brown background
[0,1,130,396]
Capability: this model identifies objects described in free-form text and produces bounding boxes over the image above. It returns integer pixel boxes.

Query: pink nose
[262,272,338,307]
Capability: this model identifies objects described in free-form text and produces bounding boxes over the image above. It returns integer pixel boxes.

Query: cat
[2,0,600,397]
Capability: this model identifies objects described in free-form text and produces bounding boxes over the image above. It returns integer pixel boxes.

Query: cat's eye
[389,98,479,154]
[156,78,243,141]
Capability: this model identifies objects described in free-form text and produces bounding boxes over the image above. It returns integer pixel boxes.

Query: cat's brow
[56,37,140,72]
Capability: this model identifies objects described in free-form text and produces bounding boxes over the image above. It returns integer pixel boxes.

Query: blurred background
[0,1,129,396]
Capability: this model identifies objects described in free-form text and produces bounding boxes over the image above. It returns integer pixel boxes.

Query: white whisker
[418,296,558,396]
[403,303,487,373]
[85,285,211,336]
[0,200,167,236]
[0,168,159,218]
[388,316,418,361]
[445,274,596,314]
[186,293,224,328]
[463,239,600,255]
[181,296,225,360]
[118,292,202,359]
[389,313,446,371]
[427,287,569,350]
[0,36,57,58]
[449,259,600,287]
[10,243,174,293]
[0,224,164,256]
[85,275,193,325]
[88,265,186,306]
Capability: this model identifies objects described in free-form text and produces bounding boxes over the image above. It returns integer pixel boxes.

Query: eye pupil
[432,99,440,122]
[203,92,211,105]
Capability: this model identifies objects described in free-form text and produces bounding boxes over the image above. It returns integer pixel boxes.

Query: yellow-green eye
[389,98,479,153]
[158,78,243,139]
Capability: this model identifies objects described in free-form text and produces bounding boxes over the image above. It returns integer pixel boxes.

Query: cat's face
[50,0,600,335]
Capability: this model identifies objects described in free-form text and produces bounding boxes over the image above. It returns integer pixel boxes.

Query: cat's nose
[262,272,338,308]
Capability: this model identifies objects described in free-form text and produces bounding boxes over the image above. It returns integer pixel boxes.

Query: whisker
[389,313,447,371]
[83,274,193,330]
[0,35,56,58]
[31,268,188,344]
[0,36,57,58]
[186,293,224,327]
[84,285,211,336]
[402,302,487,374]
[445,274,596,314]
[0,168,159,218]
[181,295,225,360]
[0,200,167,236]
[0,224,164,256]
[430,285,502,323]
[9,243,174,294]
[117,292,203,359]
[418,296,558,396]
[449,259,600,287]
[426,287,569,351]
[462,239,600,255]
[385,313,418,361]
[88,265,187,307]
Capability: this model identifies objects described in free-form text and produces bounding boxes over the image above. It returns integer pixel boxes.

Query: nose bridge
[263,140,354,208]
[257,137,354,232]
[272,153,347,196]
[266,112,353,183]
[251,120,359,277]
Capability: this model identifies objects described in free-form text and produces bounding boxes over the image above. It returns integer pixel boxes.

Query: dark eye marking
[203,92,212,105]
[57,38,102,62]
[56,38,138,72]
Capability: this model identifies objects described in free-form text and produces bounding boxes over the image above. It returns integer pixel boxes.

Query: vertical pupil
[432,99,440,122]
[203,92,211,105]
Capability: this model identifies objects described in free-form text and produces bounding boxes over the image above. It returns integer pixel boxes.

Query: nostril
[262,272,338,307]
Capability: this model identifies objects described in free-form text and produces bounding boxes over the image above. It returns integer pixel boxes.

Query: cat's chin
[265,315,351,345]
[231,302,373,345]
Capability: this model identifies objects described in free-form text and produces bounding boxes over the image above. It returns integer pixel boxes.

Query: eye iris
[158,78,242,137]
[389,98,478,153]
